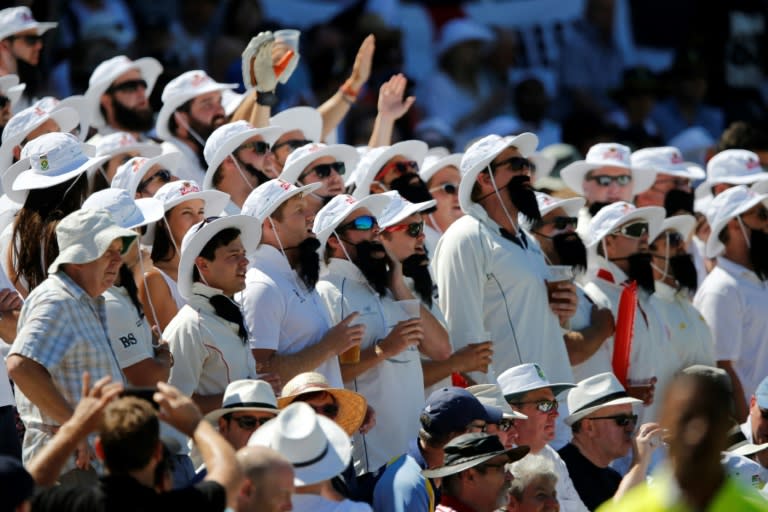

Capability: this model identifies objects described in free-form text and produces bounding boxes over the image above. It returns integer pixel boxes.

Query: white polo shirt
[432,204,574,387]
[316,258,424,474]
[653,281,716,368]
[239,244,342,388]
[694,257,768,404]
[104,285,155,369]
[540,444,589,512]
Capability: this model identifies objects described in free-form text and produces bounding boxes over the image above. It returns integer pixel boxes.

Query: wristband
[256,90,278,107]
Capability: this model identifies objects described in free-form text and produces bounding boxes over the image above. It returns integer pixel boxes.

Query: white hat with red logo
[312,193,391,249]
[705,185,768,258]
[695,149,768,199]
[279,142,359,185]
[630,146,705,180]
[0,104,79,172]
[0,7,56,41]
[560,143,656,196]
[535,191,585,218]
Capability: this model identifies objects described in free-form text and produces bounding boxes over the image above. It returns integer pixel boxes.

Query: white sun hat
[241,178,321,224]
[111,152,182,196]
[419,153,463,184]
[203,379,279,424]
[630,146,705,181]
[467,384,528,421]
[586,201,665,248]
[695,149,768,200]
[535,191,585,218]
[458,133,538,213]
[376,190,435,229]
[0,104,79,171]
[279,142,359,185]
[248,402,351,486]
[0,75,25,108]
[654,214,696,242]
[10,132,109,204]
[269,106,322,143]
[564,372,641,426]
[351,140,429,200]
[94,131,162,159]
[82,188,164,230]
[177,215,262,300]
[156,70,237,142]
[0,7,56,41]
[202,120,284,190]
[312,193,391,249]
[34,95,91,142]
[85,55,163,129]
[560,142,656,196]
[497,363,576,400]
[435,18,494,57]
[705,185,768,258]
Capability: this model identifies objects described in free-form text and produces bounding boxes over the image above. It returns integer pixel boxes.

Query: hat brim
[0,21,57,41]
[6,83,25,107]
[352,140,429,200]
[203,126,285,190]
[563,396,642,426]
[729,441,768,457]
[560,161,656,196]
[419,153,463,184]
[177,215,262,300]
[130,198,166,230]
[279,144,360,185]
[13,153,111,194]
[532,152,556,181]
[315,194,391,248]
[458,133,538,213]
[657,214,696,241]
[587,206,666,248]
[141,189,231,246]
[277,387,367,436]
[504,382,577,402]
[539,196,585,218]
[379,199,437,229]
[705,193,768,258]
[203,406,278,424]
[87,57,163,128]
[49,224,137,274]
[0,106,80,173]
[244,182,322,224]
[156,82,237,142]
[422,445,530,478]
[96,141,163,160]
[269,106,323,142]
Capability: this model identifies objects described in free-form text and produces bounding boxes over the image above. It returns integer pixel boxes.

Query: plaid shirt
[9,272,125,469]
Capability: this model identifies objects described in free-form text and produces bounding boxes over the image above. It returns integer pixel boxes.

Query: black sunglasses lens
[444,184,457,194]
[0,96,8,108]
[408,222,423,237]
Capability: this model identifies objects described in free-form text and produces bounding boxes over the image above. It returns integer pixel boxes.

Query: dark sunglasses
[339,215,377,232]
[588,413,639,427]
[586,174,633,187]
[0,96,9,109]
[513,398,558,413]
[107,79,148,94]
[308,403,339,419]
[429,183,458,195]
[300,161,346,180]
[744,207,768,222]
[228,415,273,431]
[375,160,419,182]
[613,221,649,239]
[238,140,270,155]
[9,34,43,46]
[491,156,534,172]
[666,231,684,247]
[384,221,424,238]
[272,139,312,153]
[137,169,173,193]
[760,408,768,420]
[540,216,578,231]
[498,419,516,432]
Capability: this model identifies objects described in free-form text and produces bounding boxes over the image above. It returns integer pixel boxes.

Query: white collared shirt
[316,258,424,474]
[694,257,768,404]
[239,244,342,388]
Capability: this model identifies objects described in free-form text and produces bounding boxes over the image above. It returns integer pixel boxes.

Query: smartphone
[121,387,159,409]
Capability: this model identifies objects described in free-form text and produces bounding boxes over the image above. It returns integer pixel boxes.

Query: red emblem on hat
[603,147,623,161]
[119,134,134,147]
[670,152,683,164]
[190,73,208,88]
[131,159,145,173]
[278,180,291,190]
[345,196,356,204]
[746,158,760,170]
[542,196,555,205]
[621,203,633,214]
[33,107,46,117]
[179,181,199,195]
[21,12,33,22]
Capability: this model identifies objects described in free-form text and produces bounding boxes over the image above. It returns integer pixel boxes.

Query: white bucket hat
[564,372,641,426]
[312,193,391,249]
[560,142,656,196]
[203,379,279,424]
[269,106,322,143]
[467,384,528,421]
[630,146,705,181]
[535,191,585,218]
[279,142,359,185]
[458,133,538,213]
[48,209,137,274]
[34,95,91,142]
[82,188,164,230]
[203,120,284,190]
[705,185,768,258]
[695,149,768,199]
[0,7,56,41]
[156,70,237,142]
[497,363,575,401]
[419,153,463,184]
[654,214,696,242]
[241,178,321,224]
[94,131,162,159]
[586,201,665,248]
[85,55,163,128]
[177,215,262,300]
[111,153,181,196]
[0,104,79,172]
[248,402,352,486]
[351,140,429,200]
[376,190,435,229]
[10,132,109,203]
[435,18,494,57]
[0,75,26,108]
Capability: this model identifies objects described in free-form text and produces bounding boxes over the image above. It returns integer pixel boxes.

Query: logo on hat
[670,152,683,164]
[39,155,49,170]
[603,147,622,161]
[278,180,291,191]
[191,73,209,88]
[33,106,46,117]
[131,158,146,174]
[746,157,760,170]
[534,363,546,380]
[179,181,199,195]
[621,203,633,214]
[118,134,134,147]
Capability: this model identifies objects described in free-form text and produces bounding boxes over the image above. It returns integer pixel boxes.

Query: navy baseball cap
[420,387,499,435]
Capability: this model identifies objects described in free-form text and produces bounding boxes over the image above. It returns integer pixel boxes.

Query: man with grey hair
[234,446,294,512]
[506,454,560,512]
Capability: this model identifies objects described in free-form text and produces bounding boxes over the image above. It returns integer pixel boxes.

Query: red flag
[612,281,637,387]
[451,372,469,388]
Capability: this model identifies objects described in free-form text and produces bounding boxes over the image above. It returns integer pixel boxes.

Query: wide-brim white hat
[248,402,351,486]
[0,105,80,172]
[705,185,768,258]
[312,193,391,249]
[466,384,528,421]
[630,146,705,181]
[497,363,575,400]
[377,190,435,229]
[419,153,463,184]
[279,143,359,185]
[242,179,321,224]
[560,143,656,196]
[458,133,538,213]
[0,7,56,41]
[352,140,428,200]
[564,372,641,426]
[82,188,165,230]
[535,192,585,218]
[655,214,696,242]
[586,202,666,248]
[177,215,262,300]
[0,75,24,107]
[204,379,279,423]
[269,106,322,143]
[94,131,163,159]
[111,152,182,197]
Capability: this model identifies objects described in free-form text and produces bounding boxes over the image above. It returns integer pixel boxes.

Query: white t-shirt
[539,444,589,512]
[239,244,342,388]
[104,285,155,369]
[694,257,768,405]
[316,258,424,474]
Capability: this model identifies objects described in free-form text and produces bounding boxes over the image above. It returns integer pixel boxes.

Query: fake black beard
[295,237,321,290]
[111,95,155,132]
[402,253,433,308]
[507,174,541,222]
[749,229,768,281]
[667,253,698,292]
[354,240,390,297]
[623,253,656,294]
[588,201,611,217]
[551,232,588,273]
[389,174,437,213]
[664,189,695,216]
[240,160,271,187]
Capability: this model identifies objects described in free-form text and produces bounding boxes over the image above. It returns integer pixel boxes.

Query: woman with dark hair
[138,180,228,330]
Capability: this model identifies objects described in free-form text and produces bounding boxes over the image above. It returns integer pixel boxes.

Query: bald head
[236,446,294,512]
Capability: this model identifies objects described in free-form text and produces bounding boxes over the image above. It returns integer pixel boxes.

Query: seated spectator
[92,131,163,193]
[505,454,560,512]
[234,445,294,512]
[205,380,279,450]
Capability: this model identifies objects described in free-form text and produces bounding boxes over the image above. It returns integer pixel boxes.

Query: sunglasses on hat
[429,183,458,195]
[587,174,632,187]
[300,161,346,181]
[375,160,419,182]
[137,169,173,193]
[339,215,377,232]
[107,79,148,94]
[384,221,424,238]
[238,140,270,155]
[612,221,649,239]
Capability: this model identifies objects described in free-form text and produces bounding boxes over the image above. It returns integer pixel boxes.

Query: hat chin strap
[333,229,354,263]
[173,111,207,147]
[737,216,752,249]
[230,156,256,191]
[195,263,211,287]
[268,216,286,259]
[650,232,670,281]
[486,164,518,235]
